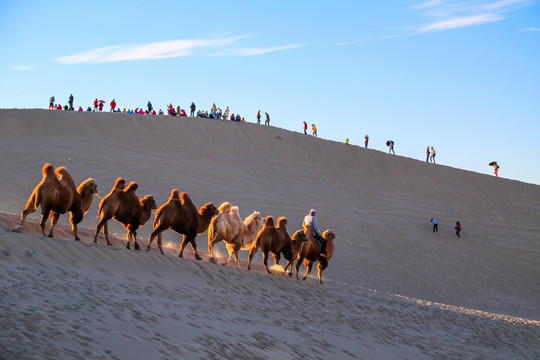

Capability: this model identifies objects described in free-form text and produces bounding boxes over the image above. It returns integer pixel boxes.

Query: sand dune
[0,109,539,358]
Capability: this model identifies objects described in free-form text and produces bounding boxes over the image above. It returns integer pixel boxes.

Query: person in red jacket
[303,121,308,134]
[110,99,116,112]
[93,98,98,111]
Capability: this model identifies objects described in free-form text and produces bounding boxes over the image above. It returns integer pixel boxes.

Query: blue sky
[1,0,539,185]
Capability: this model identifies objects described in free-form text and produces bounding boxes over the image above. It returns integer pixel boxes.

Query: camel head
[114,178,127,190]
[245,211,262,226]
[141,195,157,210]
[201,202,218,217]
[277,217,287,229]
[291,229,308,243]
[264,215,275,227]
[322,230,336,242]
[78,178,99,196]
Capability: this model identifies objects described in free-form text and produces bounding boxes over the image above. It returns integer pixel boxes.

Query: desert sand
[0,109,538,359]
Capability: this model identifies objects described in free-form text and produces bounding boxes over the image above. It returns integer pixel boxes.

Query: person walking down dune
[265,112,270,125]
[312,124,317,137]
[426,146,430,162]
[431,218,438,233]
[455,221,462,238]
[303,121,308,134]
[430,147,436,164]
[387,140,395,154]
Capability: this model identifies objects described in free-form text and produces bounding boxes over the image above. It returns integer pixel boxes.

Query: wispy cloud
[519,27,540,31]
[12,65,35,71]
[57,36,301,64]
[212,44,302,56]
[415,0,532,32]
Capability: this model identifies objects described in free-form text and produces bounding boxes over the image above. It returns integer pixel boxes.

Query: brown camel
[294,229,336,284]
[20,163,99,240]
[207,202,263,267]
[282,229,308,276]
[94,179,157,249]
[247,216,278,273]
[146,189,218,259]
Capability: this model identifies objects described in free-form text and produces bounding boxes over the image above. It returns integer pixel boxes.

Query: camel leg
[48,212,60,238]
[156,233,164,255]
[222,251,235,266]
[94,217,108,243]
[21,189,38,227]
[234,252,239,268]
[208,235,224,263]
[247,245,259,270]
[132,231,140,251]
[317,261,328,284]
[179,235,201,260]
[126,231,132,249]
[103,222,112,246]
[294,259,302,280]
[147,226,166,254]
[262,251,271,274]
[302,260,314,280]
[272,252,281,267]
[284,260,294,277]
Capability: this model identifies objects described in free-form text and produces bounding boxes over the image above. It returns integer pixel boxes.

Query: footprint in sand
[1,250,10,256]
[25,250,35,258]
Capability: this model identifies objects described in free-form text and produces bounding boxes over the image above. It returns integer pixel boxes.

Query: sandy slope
[0,109,539,358]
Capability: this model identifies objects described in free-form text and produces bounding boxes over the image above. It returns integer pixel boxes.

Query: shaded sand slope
[0,109,539,320]
[0,229,538,359]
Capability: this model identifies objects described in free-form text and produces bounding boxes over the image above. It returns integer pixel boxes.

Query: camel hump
[218,202,232,214]
[264,215,275,227]
[42,163,55,177]
[124,182,138,192]
[230,206,239,215]
[170,189,180,199]
[277,216,287,228]
[114,178,126,189]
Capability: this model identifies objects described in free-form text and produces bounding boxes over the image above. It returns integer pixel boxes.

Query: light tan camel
[20,163,99,240]
[94,179,157,249]
[294,229,336,284]
[146,189,218,259]
[207,202,263,267]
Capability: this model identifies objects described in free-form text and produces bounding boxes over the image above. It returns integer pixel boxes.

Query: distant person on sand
[68,94,74,111]
[303,121,308,134]
[93,98,98,111]
[98,101,104,112]
[303,209,326,258]
[387,140,395,154]
[345,138,349,144]
[312,124,317,137]
[257,110,261,124]
[431,218,438,233]
[430,147,436,164]
[365,135,369,148]
[190,102,196,117]
[265,112,270,125]
[147,101,153,113]
[426,146,430,162]
[49,96,55,109]
[110,99,116,112]
[455,221,462,238]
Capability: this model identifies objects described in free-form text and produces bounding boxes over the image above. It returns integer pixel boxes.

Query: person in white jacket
[303,209,326,257]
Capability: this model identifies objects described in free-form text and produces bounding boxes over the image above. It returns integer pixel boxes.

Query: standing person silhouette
[430,147,436,164]
[265,112,270,125]
[257,110,261,124]
[364,135,369,148]
[387,140,395,154]
[190,102,196,117]
[426,146,430,162]
[303,121,308,134]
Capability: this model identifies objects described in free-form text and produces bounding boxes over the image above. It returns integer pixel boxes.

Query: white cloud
[212,44,302,56]
[57,36,300,64]
[519,27,540,31]
[414,0,531,32]
[12,65,35,70]
[420,13,502,31]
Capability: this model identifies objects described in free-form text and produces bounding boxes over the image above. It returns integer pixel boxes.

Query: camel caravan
[17,163,337,283]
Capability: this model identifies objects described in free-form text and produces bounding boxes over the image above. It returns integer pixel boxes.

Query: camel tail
[153,208,163,228]
[24,186,41,212]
